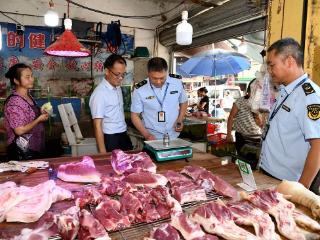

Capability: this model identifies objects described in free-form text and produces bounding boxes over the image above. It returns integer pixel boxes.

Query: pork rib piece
[54,206,80,240]
[124,171,168,188]
[57,156,101,183]
[75,186,103,209]
[150,223,181,240]
[171,212,218,240]
[181,165,238,199]
[111,150,156,174]
[227,201,280,240]
[93,197,131,231]
[163,170,207,204]
[190,201,258,240]
[99,176,135,196]
[241,189,306,240]
[78,209,110,240]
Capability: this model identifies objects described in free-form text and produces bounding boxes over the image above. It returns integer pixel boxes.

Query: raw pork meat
[181,165,238,199]
[111,150,156,174]
[124,171,168,188]
[171,212,218,240]
[163,170,207,204]
[93,198,131,231]
[120,192,143,222]
[227,201,280,240]
[190,201,258,240]
[57,156,101,183]
[4,180,72,223]
[54,206,80,240]
[293,210,320,232]
[99,176,135,196]
[75,186,103,209]
[78,209,110,240]
[241,189,306,240]
[150,223,180,240]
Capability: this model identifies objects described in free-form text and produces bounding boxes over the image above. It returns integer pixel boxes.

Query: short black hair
[147,57,168,72]
[245,78,256,99]
[267,38,304,66]
[5,63,32,87]
[104,54,127,69]
[198,87,208,94]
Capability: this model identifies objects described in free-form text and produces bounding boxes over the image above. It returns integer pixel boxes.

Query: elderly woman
[4,63,49,160]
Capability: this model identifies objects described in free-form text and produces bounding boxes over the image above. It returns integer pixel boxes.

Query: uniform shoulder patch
[134,79,147,89]
[307,104,320,120]
[169,73,182,79]
[302,83,315,96]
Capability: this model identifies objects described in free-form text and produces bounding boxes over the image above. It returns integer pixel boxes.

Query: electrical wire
[0,10,23,25]
[67,0,185,19]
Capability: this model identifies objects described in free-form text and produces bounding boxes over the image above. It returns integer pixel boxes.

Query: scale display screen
[158,149,192,159]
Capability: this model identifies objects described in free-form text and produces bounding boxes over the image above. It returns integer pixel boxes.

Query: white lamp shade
[176,11,193,45]
[44,9,59,27]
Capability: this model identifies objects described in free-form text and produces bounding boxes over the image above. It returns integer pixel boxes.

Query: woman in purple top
[4,63,49,160]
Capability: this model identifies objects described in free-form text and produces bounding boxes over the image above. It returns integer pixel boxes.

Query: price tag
[236,159,257,191]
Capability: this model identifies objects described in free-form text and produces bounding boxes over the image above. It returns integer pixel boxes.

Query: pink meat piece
[0,181,16,192]
[120,192,143,222]
[227,201,280,240]
[111,150,156,174]
[57,156,101,183]
[75,187,103,209]
[93,198,131,231]
[190,201,258,240]
[164,170,207,204]
[78,209,110,240]
[99,176,135,196]
[5,180,72,223]
[54,206,80,240]
[171,212,218,240]
[243,189,306,240]
[124,171,168,188]
[150,223,180,240]
[181,166,238,199]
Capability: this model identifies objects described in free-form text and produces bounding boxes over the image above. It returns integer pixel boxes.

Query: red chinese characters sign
[29,33,46,49]
[7,31,25,48]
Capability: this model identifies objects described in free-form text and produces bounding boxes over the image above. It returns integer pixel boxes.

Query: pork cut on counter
[57,156,101,183]
[78,209,110,240]
[54,206,80,240]
[111,150,156,174]
[124,171,168,188]
[1,180,72,223]
[171,212,218,240]
[241,189,306,240]
[149,223,181,240]
[227,201,280,240]
[293,210,320,232]
[181,165,238,199]
[190,201,258,240]
[163,170,207,204]
[99,176,135,196]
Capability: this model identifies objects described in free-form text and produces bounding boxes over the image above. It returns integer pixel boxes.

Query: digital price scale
[144,138,193,162]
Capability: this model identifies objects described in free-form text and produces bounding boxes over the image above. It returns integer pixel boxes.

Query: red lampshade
[44,19,91,57]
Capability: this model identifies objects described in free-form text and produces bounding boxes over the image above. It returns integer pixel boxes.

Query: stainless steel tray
[144,138,192,150]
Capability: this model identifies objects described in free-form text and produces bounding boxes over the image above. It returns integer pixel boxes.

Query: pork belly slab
[123,171,168,188]
[111,150,156,174]
[190,201,258,240]
[57,156,101,183]
[181,165,238,199]
[163,170,207,204]
[241,189,306,240]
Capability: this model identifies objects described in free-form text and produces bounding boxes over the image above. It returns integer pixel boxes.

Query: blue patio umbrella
[179,49,251,77]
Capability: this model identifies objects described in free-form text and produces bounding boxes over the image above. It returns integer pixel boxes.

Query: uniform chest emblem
[146,96,155,99]
[170,90,178,94]
[282,105,291,112]
[302,83,315,96]
[307,104,320,120]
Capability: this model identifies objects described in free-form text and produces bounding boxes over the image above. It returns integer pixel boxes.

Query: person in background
[227,79,262,153]
[222,90,234,112]
[260,38,320,190]
[211,104,225,119]
[196,87,209,113]
[4,63,49,160]
[89,54,133,153]
[131,57,188,140]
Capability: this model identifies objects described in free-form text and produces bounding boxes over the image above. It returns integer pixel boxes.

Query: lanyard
[150,82,169,110]
[269,78,307,122]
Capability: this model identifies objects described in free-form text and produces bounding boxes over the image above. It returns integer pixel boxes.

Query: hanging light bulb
[238,37,248,54]
[176,11,193,45]
[44,0,59,27]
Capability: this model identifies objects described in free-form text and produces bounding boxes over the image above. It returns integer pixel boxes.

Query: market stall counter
[0,149,280,239]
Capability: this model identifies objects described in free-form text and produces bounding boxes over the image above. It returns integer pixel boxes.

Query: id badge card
[261,123,270,140]
[158,111,166,122]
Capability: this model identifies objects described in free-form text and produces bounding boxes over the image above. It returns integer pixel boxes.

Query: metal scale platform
[144,138,193,161]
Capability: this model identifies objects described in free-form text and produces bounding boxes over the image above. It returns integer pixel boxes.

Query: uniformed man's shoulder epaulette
[169,73,182,79]
[302,82,315,96]
[134,79,147,89]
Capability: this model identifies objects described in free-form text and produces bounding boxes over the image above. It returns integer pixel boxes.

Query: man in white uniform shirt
[89,54,132,153]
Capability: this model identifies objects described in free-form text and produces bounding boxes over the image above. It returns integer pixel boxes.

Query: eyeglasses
[108,68,127,79]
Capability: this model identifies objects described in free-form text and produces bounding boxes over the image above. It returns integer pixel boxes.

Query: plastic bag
[249,78,263,113]
[259,72,273,112]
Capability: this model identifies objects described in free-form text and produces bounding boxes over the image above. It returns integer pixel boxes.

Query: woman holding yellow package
[4,63,50,160]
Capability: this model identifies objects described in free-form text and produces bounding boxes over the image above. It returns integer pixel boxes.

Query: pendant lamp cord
[67,0,70,18]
